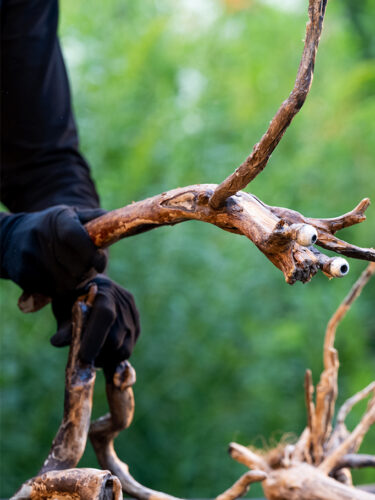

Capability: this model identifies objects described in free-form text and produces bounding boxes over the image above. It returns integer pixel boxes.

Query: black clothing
[0,0,141,368]
[0,206,107,295]
[1,0,99,212]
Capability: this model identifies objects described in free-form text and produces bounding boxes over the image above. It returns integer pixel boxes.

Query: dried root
[228,263,375,500]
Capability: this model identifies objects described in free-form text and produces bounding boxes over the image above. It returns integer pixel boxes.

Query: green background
[1,0,374,497]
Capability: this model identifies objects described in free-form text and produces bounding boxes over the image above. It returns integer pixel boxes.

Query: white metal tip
[329,257,350,277]
[296,224,318,247]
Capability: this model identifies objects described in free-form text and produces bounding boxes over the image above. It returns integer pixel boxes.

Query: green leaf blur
[1,0,374,497]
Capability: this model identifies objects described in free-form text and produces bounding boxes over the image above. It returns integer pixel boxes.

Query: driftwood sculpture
[12,0,375,498]
[227,262,375,500]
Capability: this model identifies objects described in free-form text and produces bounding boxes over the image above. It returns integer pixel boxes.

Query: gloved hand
[0,205,107,296]
[51,275,141,381]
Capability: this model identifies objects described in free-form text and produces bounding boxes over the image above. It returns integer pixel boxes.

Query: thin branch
[316,234,375,263]
[292,427,311,463]
[311,350,339,464]
[306,198,370,234]
[305,369,316,435]
[319,395,375,474]
[215,471,267,500]
[267,199,375,263]
[336,382,375,428]
[324,263,375,370]
[209,0,328,209]
[332,454,375,473]
[228,443,270,472]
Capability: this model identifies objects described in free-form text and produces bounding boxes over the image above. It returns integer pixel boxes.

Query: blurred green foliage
[1,0,375,497]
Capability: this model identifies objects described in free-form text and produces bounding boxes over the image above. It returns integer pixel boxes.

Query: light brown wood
[11,468,123,500]
[228,263,375,500]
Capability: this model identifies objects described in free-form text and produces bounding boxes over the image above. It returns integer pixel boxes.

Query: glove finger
[50,322,72,347]
[79,293,116,364]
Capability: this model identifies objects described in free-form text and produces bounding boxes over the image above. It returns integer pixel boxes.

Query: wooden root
[10,468,123,500]
[88,361,266,500]
[227,263,375,499]
[39,286,97,473]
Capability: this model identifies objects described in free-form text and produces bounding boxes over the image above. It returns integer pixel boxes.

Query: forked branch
[227,263,375,499]
[85,186,374,287]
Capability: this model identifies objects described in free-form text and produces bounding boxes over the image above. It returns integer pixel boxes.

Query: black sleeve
[0,0,100,212]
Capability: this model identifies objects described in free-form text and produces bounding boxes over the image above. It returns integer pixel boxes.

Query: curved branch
[324,263,375,370]
[228,442,270,472]
[332,454,375,473]
[215,471,267,500]
[209,0,328,209]
[336,382,375,428]
[319,394,375,474]
[39,287,97,473]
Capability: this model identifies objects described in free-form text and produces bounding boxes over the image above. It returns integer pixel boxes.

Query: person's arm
[0,0,141,371]
[1,0,99,212]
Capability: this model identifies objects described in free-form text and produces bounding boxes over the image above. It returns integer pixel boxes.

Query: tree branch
[319,394,375,474]
[324,263,375,370]
[332,454,375,473]
[215,471,267,500]
[39,286,97,473]
[209,0,328,209]
[228,442,270,472]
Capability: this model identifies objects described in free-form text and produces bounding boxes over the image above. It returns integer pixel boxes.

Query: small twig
[311,352,339,464]
[209,0,328,208]
[228,443,270,472]
[332,454,375,473]
[292,427,311,463]
[324,263,375,370]
[336,382,375,428]
[305,370,316,436]
[306,198,370,234]
[304,370,315,462]
[215,471,267,500]
[319,395,375,474]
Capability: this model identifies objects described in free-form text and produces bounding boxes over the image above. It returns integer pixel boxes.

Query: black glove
[0,205,107,296]
[51,275,141,381]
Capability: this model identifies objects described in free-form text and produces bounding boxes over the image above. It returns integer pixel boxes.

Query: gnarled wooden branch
[209,0,328,208]
[89,361,184,500]
[11,468,123,500]
[227,263,375,499]
[39,285,98,474]
[85,186,374,287]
